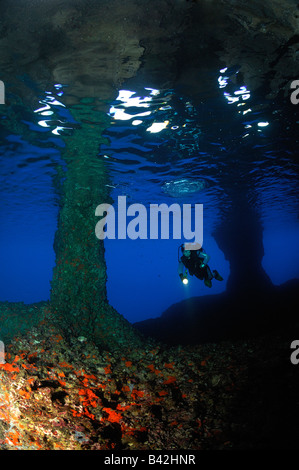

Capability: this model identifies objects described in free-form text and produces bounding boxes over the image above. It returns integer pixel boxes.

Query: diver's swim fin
[204,279,212,288]
[213,270,223,281]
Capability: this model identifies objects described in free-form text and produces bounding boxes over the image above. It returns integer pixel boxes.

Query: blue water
[0,68,299,324]
[0,134,61,303]
[101,81,299,323]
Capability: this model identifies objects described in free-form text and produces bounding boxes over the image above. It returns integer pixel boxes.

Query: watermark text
[290,80,299,105]
[0,340,5,364]
[0,80,5,104]
[95,196,203,249]
[290,340,299,364]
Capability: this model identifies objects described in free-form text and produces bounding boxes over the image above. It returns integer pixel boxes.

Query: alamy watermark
[290,80,299,105]
[95,196,203,250]
[0,340,5,364]
[0,80,5,105]
[290,340,299,365]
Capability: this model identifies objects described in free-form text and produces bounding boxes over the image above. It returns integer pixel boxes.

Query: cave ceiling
[0,0,298,107]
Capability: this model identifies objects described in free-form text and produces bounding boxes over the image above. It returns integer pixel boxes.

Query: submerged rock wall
[49,102,143,350]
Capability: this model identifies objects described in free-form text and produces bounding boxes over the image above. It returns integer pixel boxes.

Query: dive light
[179,273,189,285]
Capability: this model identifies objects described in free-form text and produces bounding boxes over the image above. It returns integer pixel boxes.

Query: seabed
[0,300,298,450]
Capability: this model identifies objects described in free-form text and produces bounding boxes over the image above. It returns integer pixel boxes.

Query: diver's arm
[178,259,187,276]
[178,259,189,283]
[197,250,210,267]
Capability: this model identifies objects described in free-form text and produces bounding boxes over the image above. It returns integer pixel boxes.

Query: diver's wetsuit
[178,246,223,287]
[180,248,214,285]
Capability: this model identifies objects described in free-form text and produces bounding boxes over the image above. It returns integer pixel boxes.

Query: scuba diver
[178,243,223,288]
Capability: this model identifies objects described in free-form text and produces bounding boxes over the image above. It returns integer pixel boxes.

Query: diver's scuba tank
[178,243,184,261]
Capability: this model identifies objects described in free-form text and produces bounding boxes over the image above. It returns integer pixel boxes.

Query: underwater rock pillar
[50,103,142,350]
[213,196,273,297]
